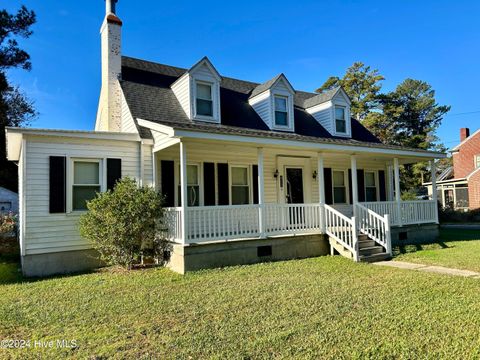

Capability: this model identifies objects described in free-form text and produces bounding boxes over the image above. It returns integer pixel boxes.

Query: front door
[285,167,304,204]
[285,167,305,227]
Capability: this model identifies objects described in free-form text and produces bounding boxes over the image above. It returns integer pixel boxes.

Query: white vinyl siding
[307,102,333,133]
[22,136,152,255]
[171,74,191,117]
[120,88,138,133]
[249,91,271,128]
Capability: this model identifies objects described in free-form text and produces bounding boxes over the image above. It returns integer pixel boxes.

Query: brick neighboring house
[426,127,480,210]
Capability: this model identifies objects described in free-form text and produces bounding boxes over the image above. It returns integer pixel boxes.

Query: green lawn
[0,254,480,359]
[394,229,480,272]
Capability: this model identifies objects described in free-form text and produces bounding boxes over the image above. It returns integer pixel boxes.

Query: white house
[5,0,445,276]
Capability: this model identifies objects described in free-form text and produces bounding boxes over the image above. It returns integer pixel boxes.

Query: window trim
[474,155,480,169]
[273,95,289,128]
[68,158,104,213]
[229,164,251,205]
[335,105,347,134]
[332,169,348,204]
[364,170,378,202]
[194,80,215,120]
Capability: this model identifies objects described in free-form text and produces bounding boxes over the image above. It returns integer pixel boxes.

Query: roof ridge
[121,55,320,98]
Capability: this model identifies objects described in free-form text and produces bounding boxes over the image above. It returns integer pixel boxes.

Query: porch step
[358,239,375,249]
[359,246,385,256]
[357,234,370,242]
[360,252,391,263]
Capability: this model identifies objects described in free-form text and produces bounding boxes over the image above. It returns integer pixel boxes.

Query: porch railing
[163,200,438,244]
[324,204,358,260]
[264,203,323,236]
[355,203,391,255]
[187,205,260,242]
[360,200,437,226]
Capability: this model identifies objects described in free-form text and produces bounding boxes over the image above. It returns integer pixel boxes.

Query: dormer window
[196,82,213,117]
[335,106,346,134]
[274,96,288,126]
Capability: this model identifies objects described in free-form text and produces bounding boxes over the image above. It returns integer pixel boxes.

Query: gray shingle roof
[249,74,284,98]
[303,87,341,109]
[120,56,390,148]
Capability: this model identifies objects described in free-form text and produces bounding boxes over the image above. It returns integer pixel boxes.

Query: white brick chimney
[97,0,122,132]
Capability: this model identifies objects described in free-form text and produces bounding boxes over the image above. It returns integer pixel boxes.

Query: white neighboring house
[5,1,445,277]
[0,187,18,214]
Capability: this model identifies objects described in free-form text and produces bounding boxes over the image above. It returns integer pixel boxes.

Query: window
[196,82,213,117]
[72,160,101,211]
[0,202,11,212]
[365,171,377,202]
[333,170,347,204]
[335,106,346,133]
[178,164,200,206]
[231,166,250,205]
[475,155,480,169]
[274,96,288,126]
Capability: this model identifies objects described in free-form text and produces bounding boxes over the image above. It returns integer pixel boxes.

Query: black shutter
[160,160,175,207]
[217,163,229,205]
[357,169,365,202]
[49,156,66,213]
[379,170,387,201]
[324,168,333,205]
[106,158,122,191]
[252,165,259,204]
[348,169,353,204]
[203,162,215,206]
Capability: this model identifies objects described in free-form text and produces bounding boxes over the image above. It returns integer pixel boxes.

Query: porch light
[312,171,317,180]
[274,169,279,178]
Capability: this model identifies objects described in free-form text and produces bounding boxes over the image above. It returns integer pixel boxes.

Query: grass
[0,254,480,358]
[394,229,480,272]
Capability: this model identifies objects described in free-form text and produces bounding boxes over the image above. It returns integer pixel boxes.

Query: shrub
[438,206,480,224]
[79,177,165,269]
[0,212,17,234]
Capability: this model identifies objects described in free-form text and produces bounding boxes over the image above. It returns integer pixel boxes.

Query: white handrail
[355,203,391,255]
[324,204,358,260]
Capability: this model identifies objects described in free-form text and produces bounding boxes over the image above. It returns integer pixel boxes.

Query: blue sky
[5,0,480,149]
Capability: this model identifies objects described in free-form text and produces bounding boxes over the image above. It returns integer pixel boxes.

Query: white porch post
[393,157,402,227]
[317,153,326,233]
[350,155,358,217]
[430,159,439,224]
[179,141,188,243]
[257,147,266,237]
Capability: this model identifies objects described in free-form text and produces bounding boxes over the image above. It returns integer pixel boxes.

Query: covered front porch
[153,135,441,262]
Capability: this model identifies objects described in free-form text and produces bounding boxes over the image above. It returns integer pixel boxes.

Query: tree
[364,79,450,190]
[0,6,37,192]
[79,178,166,269]
[316,62,384,121]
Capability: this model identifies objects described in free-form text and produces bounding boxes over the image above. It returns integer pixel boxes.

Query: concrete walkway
[373,260,480,278]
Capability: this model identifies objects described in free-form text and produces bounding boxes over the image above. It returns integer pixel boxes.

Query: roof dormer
[249,74,295,132]
[304,87,352,138]
[171,57,221,123]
